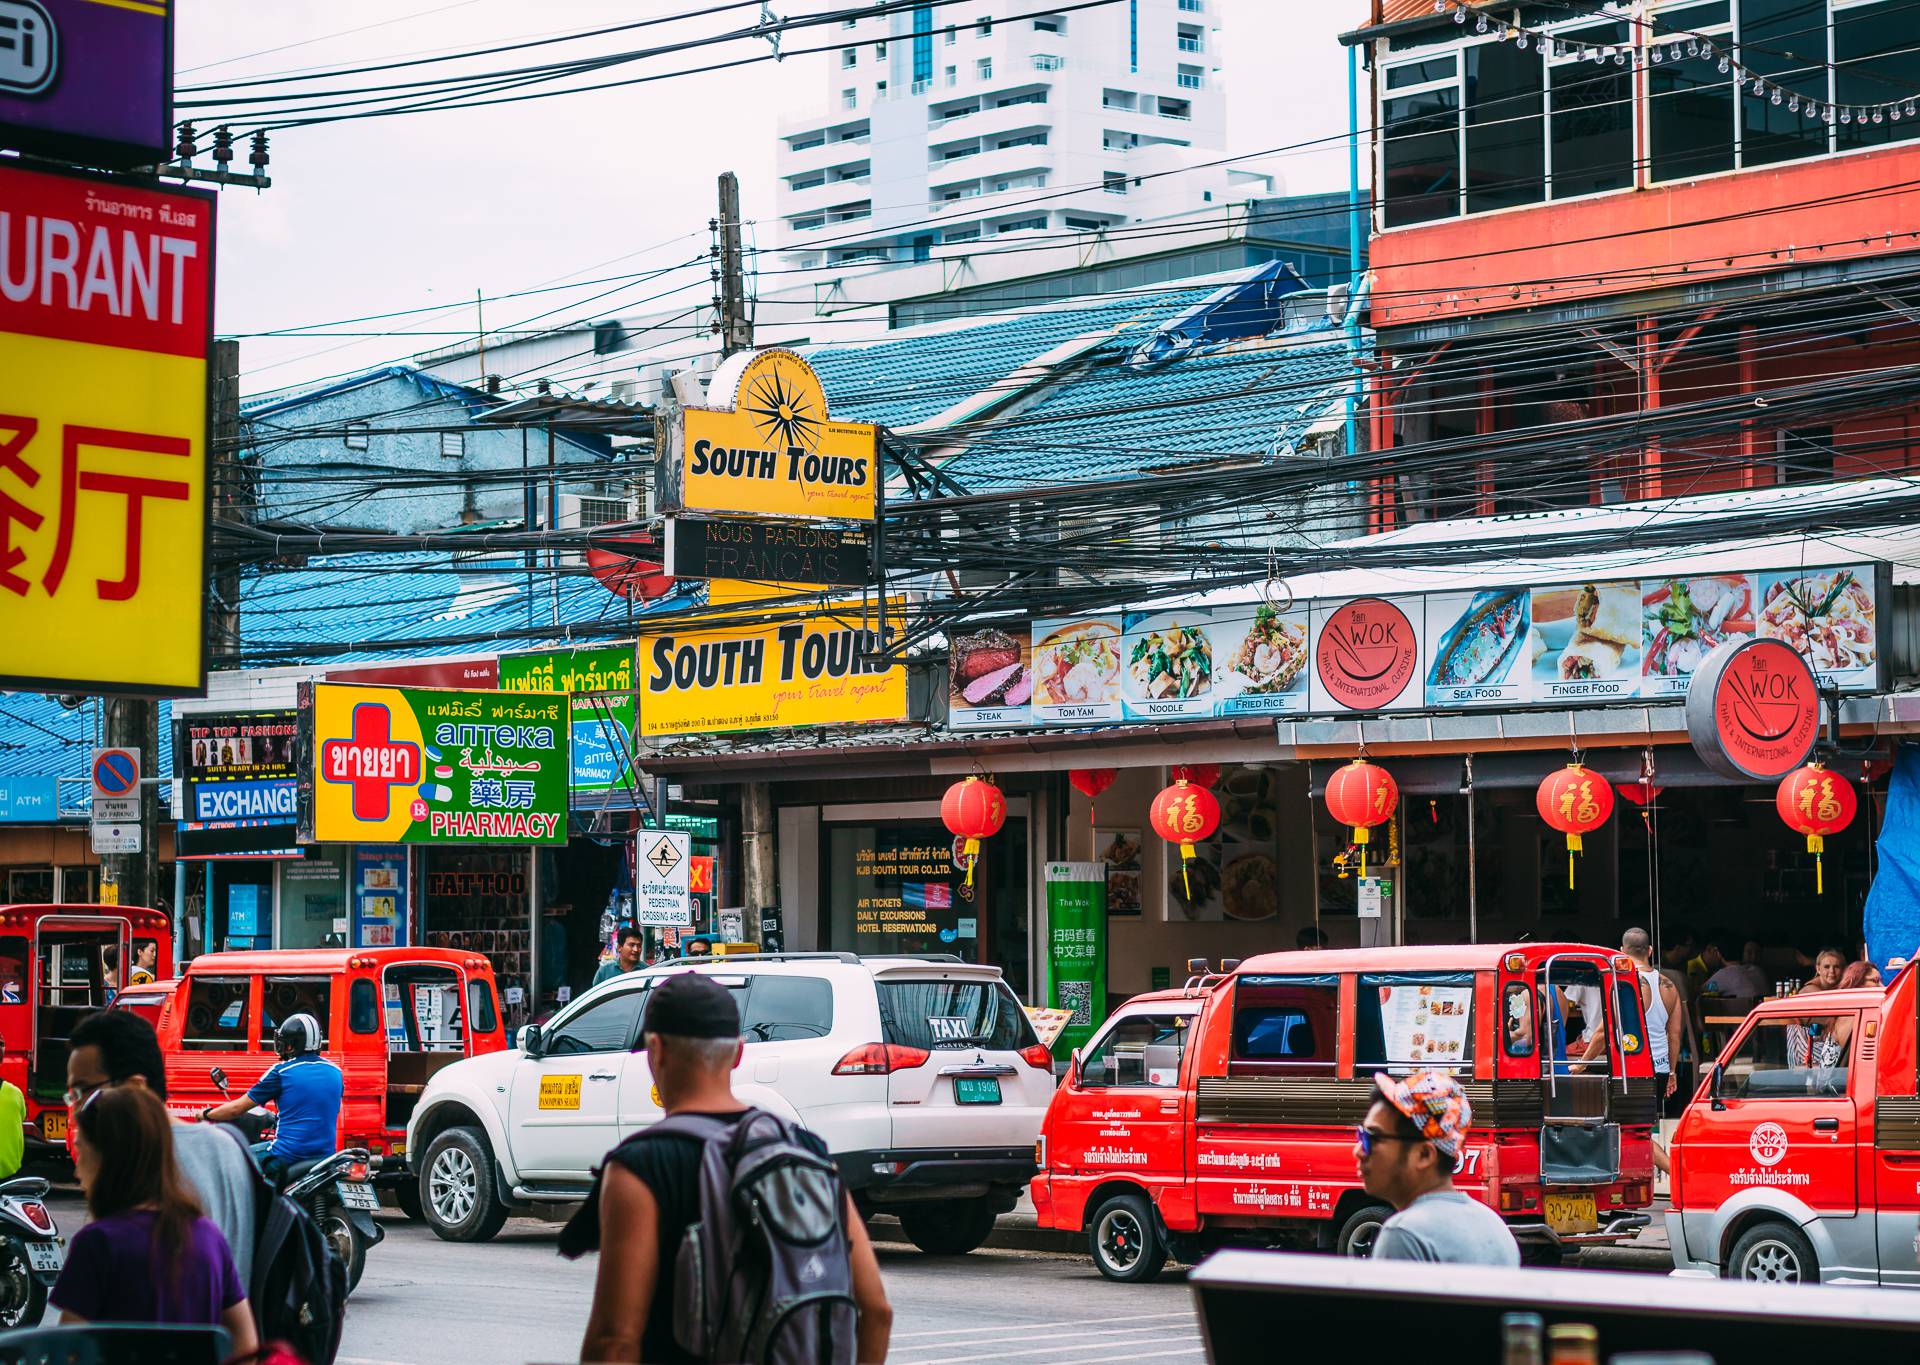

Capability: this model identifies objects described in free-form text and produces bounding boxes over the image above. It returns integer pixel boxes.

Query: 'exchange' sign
[0,162,214,695]
[300,683,569,846]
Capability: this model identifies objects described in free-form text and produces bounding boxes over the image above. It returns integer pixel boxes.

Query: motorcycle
[208,1067,383,1292]
[0,1176,61,1328]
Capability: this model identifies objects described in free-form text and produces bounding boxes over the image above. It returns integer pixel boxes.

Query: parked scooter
[208,1067,383,1291]
[0,1177,62,1327]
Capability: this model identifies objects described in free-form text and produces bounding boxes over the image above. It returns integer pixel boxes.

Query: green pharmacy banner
[1045,861,1108,1056]
[303,683,569,845]
[498,646,637,797]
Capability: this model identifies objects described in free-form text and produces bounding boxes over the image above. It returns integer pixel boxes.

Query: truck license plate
[1543,1192,1598,1235]
[25,1242,62,1273]
[337,1182,380,1211]
[954,1078,1001,1105]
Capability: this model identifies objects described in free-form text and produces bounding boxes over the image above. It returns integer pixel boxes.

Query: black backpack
[216,1126,348,1365]
[651,1109,858,1365]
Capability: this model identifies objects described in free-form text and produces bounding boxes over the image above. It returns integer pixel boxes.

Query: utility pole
[712,172,753,358]
[711,171,774,943]
[210,340,242,666]
[99,700,158,909]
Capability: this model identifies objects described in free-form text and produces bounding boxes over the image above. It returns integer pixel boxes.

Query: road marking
[893,1325,1205,1363]
[891,1309,1196,1341]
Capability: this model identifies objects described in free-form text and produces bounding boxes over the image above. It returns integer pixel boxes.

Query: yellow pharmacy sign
[670,349,878,523]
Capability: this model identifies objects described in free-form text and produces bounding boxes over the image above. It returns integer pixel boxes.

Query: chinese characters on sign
[0,162,213,694]
[300,683,569,846]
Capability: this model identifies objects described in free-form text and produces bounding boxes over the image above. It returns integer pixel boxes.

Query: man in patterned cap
[1354,1069,1519,1266]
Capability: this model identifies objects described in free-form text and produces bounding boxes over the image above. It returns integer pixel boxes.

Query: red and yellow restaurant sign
[0,162,216,695]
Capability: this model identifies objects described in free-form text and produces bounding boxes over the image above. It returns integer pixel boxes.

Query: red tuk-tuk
[0,904,173,1149]
[1032,944,1658,1279]
[158,947,508,1204]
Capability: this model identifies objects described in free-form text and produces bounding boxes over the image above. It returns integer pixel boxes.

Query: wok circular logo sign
[1684,637,1820,781]
[1316,598,1417,710]
[1750,1122,1790,1167]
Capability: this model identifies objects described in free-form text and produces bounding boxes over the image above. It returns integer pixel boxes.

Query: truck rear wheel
[1727,1220,1817,1284]
[898,1199,996,1256]
[1088,1192,1167,1283]
[1334,1204,1390,1258]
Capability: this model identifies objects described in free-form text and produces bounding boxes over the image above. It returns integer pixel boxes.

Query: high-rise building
[774,1,1249,268]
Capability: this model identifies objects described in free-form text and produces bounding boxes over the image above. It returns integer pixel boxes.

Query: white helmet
[275,1012,322,1057]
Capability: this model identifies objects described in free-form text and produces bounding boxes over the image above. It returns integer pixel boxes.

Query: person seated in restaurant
[1296,926,1330,951]
[1702,940,1769,1000]
[1686,929,1731,1003]
[1797,948,1848,996]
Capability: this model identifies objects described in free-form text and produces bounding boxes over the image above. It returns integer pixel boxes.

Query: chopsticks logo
[1316,598,1417,709]
[1710,639,1820,777]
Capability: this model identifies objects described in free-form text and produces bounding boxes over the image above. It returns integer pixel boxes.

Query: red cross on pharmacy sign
[320,703,421,821]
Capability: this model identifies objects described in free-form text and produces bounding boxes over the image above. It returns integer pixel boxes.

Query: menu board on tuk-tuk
[1378,983,1472,1068]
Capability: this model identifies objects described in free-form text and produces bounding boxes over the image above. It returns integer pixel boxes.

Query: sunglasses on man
[1354,1125,1419,1157]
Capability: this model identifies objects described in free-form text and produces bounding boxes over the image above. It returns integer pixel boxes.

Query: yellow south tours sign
[639,602,907,737]
[673,349,878,522]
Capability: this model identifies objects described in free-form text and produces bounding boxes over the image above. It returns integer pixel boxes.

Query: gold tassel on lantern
[962,836,980,887]
[1566,832,1582,890]
[1352,826,1369,878]
[1808,833,1824,895]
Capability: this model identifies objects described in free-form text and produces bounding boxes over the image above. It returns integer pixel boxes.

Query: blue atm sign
[0,776,56,823]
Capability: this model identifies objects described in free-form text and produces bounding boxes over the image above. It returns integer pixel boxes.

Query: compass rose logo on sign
[1750,1122,1789,1167]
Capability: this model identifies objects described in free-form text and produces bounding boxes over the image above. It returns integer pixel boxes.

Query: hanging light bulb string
[1432,0,1920,127]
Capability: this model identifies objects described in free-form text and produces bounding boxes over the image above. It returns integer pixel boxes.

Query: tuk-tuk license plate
[954,1078,1002,1105]
[1544,1193,1599,1236]
[39,1113,65,1142]
[337,1182,379,1211]
[24,1242,61,1273]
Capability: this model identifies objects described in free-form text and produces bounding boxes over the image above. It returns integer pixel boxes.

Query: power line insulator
[248,131,270,171]
[212,126,234,167]
[174,122,196,161]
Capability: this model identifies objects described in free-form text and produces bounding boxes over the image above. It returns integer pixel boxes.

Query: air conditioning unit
[556,492,637,566]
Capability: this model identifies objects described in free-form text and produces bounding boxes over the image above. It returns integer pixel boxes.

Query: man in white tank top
[1622,928,1682,1100]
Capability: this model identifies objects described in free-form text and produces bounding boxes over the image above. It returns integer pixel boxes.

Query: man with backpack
[566,971,892,1364]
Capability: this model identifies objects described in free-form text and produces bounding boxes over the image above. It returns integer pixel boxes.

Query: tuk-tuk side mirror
[517,1024,544,1058]
[209,1067,228,1096]
[1711,1062,1726,1111]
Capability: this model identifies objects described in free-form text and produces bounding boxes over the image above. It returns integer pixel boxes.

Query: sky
[176,1,1359,394]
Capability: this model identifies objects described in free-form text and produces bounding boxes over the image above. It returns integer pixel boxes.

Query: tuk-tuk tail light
[1499,1190,1519,1211]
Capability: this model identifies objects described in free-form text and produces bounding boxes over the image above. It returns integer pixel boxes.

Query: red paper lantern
[1069,768,1117,827]
[1776,762,1857,896]
[1324,759,1397,877]
[1615,780,1664,807]
[942,776,1006,886]
[1537,765,1615,890]
[1149,779,1221,900]
[587,534,674,601]
[1172,763,1221,789]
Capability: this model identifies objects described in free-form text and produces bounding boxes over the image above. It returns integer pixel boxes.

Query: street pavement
[38,1192,1664,1363]
[334,1212,1205,1365]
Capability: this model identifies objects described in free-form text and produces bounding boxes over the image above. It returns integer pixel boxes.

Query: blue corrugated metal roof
[237,552,691,666]
[803,269,1363,492]
[0,692,173,807]
[243,364,488,418]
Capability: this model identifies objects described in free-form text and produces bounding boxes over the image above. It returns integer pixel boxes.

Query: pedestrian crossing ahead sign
[637,830,692,928]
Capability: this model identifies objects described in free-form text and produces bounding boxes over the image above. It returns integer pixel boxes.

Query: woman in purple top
[52,1086,257,1355]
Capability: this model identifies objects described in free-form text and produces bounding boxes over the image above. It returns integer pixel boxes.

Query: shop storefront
[301,680,569,1029]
